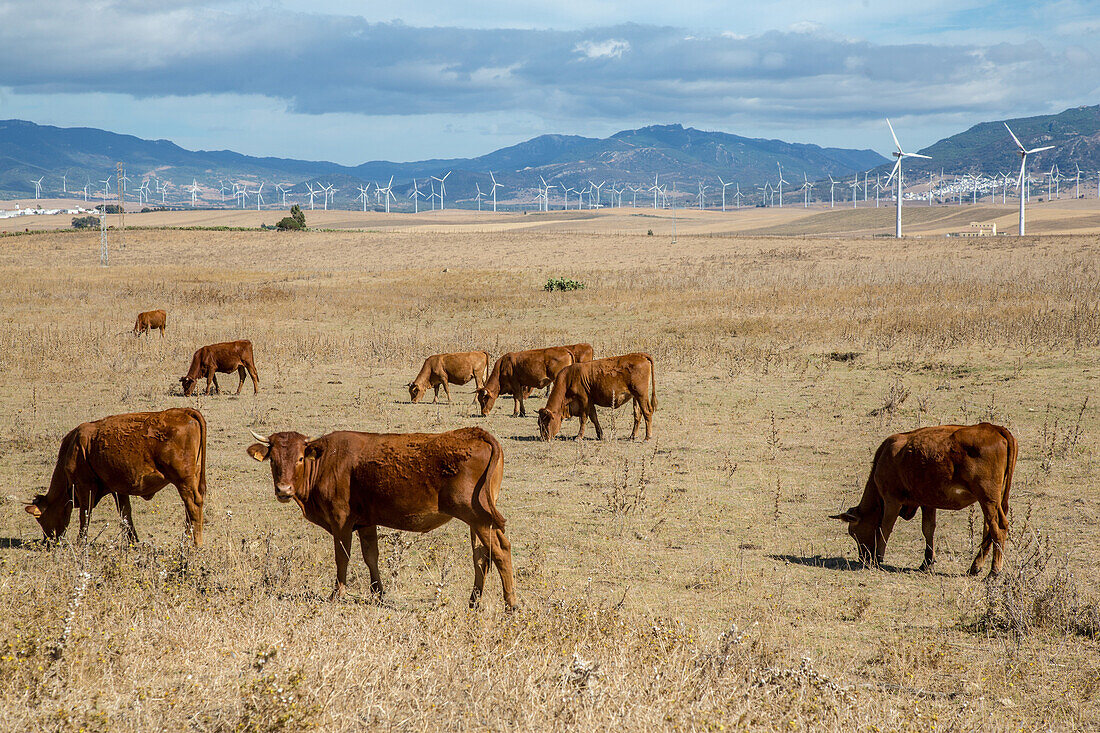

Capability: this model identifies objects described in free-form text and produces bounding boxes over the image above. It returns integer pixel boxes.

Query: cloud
[574,39,631,59]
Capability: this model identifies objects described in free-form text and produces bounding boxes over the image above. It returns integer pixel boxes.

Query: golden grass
[0,227,1098,730]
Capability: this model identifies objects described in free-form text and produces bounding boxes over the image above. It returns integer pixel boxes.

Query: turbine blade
[1004,123,1025,151]
[886,119,902,151]
[1027,145,1055,154]
[885,159,901,186]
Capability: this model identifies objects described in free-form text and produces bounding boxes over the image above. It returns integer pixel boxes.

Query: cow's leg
[158,326,165,338]
[176,478,204,547]
[331,530,353,601]
[576,410,587,440]
[115,493,139,544]
[512,393,522,417]
[442,381,452,404]
[468,525,492,608]
[358,526,384,598]
[874,499,903,566]
[471,524,516,609]
[205,367,218,395]
[588,406,604,441]
[246,360,260,393]
[639,391,654,441]
[432,383,440,403]
[75,484,94,542]
[970,499,1007,576]
[235,365,246,394]
[630,399,642,440]
[918,507,936,571]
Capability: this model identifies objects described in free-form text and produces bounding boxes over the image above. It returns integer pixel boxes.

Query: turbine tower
[828,175,837,208]
[884,119,931,238]
[254,182,265,211]
[378,176,395,213]
[431,172,450,210]
[356,185,370,212]
[488,171,503,212]
[409,179,425,213]
[31,177,44,202]
[775,164,788,208]
[717,176,734,212]
[1005,123,1054,236]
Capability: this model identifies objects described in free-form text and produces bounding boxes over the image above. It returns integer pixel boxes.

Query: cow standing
[538,353,656,441]
[408,351,491,403]
[247,426,516,607]
[180,340,259,396]
[476,346,576,417]
[830,422,1017,576]
[25,408,208,545]
[133,309,167,337]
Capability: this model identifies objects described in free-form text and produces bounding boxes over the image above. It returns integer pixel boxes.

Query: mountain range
[2,104,1098,207]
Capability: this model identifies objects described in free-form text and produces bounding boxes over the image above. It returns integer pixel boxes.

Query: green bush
[71,216,100,229]
[277,204,306,231]
[544,277,586,292]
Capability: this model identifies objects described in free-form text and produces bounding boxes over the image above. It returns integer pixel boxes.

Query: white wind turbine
[219,180,229,203]
[475,182,485,211]
[1005,122,1054,236]
[157,179,168,204]
[31,177,44,202]
[275,184,290,208]
[321,184,335,210]
[61,170,68,194]
[488,171,503,212]
[431,172,450,210]
[775,164,788,208]
[588,180,604,209]
[254,182,265,210]
[649,174,660,209]
[1074,164,1081,199]
[696,181,708,210]
[81,183,89,202]
[356,184,370,211]
[849,176,859,208]
[378,176,395,213]
[188,179,199,207]
[100,177,112,199]
[717,176,734,212]
[884,119,932,238]
[305,184,318,210]
[828,175,838,208]
[409,179,425,213]
[732,184,744,209]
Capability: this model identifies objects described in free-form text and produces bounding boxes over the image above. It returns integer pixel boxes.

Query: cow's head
[24,493,71,541]
[408,382,425,403]
[537,407,562,441]
[247,430,316,503]
[476,387,496,416]
[829,506,878,565]
[179,376,197,396]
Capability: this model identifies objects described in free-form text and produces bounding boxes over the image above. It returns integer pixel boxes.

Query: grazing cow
[247,426,516,607]
[538,353,657,441]
[180,340,259,396]
[133,309,167,337]
[563,342,594,364]
[25,408,208,545]
[408,351,491,403]
[476,346,575,417]
[830,423,1017,576]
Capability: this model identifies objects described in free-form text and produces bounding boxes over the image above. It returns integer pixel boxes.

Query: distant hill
[0,119,887,207]
[886,105,1100,179]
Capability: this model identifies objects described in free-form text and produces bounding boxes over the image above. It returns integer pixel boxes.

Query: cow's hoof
[917,562,934,573]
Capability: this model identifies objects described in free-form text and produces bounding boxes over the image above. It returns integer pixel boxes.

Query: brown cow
[538,353,657,441]
[247,426,516,607]
[830,423,1017,576]
[180,340,259,396]
[476,346,575,417]
[25,408,208,545]
[408,351,491,403]
[133,309,167,337]
[564,342,594,364]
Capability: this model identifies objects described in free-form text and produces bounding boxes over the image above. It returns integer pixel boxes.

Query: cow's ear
[247,443,270,462]
[25,504,42,517]
[829,508,860,522]
[304,443,323,461]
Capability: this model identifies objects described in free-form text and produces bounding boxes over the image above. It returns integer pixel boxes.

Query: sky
[0,0,1097,164]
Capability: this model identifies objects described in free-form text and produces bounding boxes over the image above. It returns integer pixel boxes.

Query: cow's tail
[184,408,208,498]
[994,424,1017,516]
[474,431,507,528]
[643,353,657,411]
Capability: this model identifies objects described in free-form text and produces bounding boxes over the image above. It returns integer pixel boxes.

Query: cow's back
[83,410,202,491]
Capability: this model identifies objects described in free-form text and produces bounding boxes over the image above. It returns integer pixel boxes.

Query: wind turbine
[61,170,68,194]
[828,175,838,208]
[732,184,744,209]
[188,179,199,207]
[157,179,168,204]
[717,176,734,212]
[801,174,815,208]
[1005,122,1054,236]
[475,182,485,211]
[849,176,859,208]
[356,185,370,212]
[775,164,788,208]
[650,174,661,209]
[31,177,43,202]
[306,183,318,210]
[275,183,290,208]
[409,179,425,213]
[321,184,335,210]
[378,176,395,213]
[696,181,708,210]
[884,119,931,238]
[431,172,450,210]
[589,180,605,209]
[100,177,112,199]
[488,171,503,212]
[81,183,89,202]
[1075,164,1081,199]
[254,182,265,210]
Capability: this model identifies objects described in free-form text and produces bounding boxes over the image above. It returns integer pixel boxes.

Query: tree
[276,204,306,231]
[71,216,100,229]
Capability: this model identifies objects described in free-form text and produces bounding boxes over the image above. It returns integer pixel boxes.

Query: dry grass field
[0,224,1098,731]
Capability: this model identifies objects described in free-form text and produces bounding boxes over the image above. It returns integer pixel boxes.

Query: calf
[25,408,208,545]
[830,423,1017,576]
[476,346,575,417]
[408,351,491,403]
[133,309,167,337]
[537,353,656,441]
[180,340,259,396]
[248,426,516,607]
